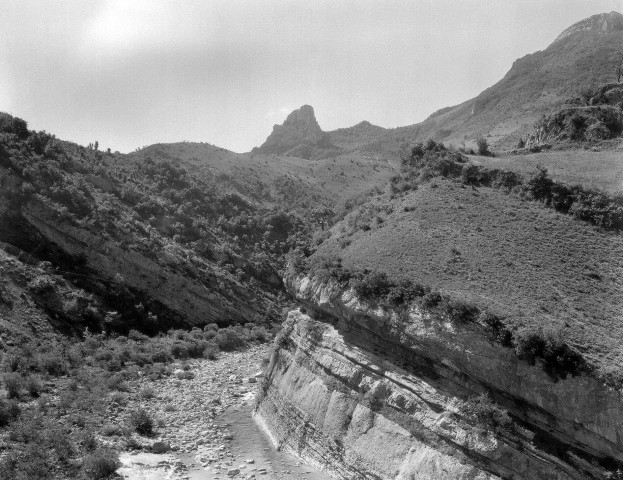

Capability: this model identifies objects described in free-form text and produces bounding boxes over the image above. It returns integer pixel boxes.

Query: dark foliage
[129,408,153,435]
[457,393,512,431]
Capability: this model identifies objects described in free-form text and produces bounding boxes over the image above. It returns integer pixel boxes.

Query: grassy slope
[133,142,400,207]
[315,178,623,370]
[472,147,623,193]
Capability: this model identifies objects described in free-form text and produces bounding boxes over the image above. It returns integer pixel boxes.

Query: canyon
[255,273,623,479]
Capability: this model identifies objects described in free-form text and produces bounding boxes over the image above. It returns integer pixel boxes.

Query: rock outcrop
[553,11,623,44]
[254,273,623,479]
[253,105,341,159]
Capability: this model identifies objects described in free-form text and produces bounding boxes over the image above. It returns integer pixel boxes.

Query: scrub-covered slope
[255,142,623,480]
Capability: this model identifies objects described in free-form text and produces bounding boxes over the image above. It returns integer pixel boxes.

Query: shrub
[513,327,586,379]
[38,351,68,376]
[458,393,512,431]
[215,328,246,351]
[101,423,122,436]
[203,342,219,360]
[25,375,42,397]
[443,298,480,324]
[421,291,442,308]
[0,399,20,427]
[106,373,129,392]
[306,253,351,283]
[176,370,195,380]
[80,431,99,452]
[129,408,153,435]
[139,386,155,399]
[4,372,22,399]
[479,311,512,346]
[386,280,428,306]
[350,270,392,300]
[476,136,491,156]
[461,164,480,186]
[81,449,120,479]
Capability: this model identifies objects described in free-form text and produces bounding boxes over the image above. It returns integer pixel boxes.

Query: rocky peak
[253,105,333,158]
[553,11,623,44]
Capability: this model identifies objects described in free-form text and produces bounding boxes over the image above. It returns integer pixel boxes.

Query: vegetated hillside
[385,11,623,150]
[0,112,315,337]
[474,148,623,193]
[302,143,623,380]
[134,109,401,209]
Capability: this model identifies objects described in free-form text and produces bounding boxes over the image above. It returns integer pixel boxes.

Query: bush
[476,136,492,156]
[214,329,246,352]
[38,351,68,376]
[458,393,512,431]
[350,270,392,300]
[443,298,480,323]
[4,372,22,399]
[101,423,122,436]
[203,342,219,360]
[421,291,442,308]
[25,375,42,397]
[80,431,99,452]
[81,449,119,479]
[513,327,586,379]
[129,408,153,435]
[0,399,20,427]
[139,386,155,399]
[386,280,428,306]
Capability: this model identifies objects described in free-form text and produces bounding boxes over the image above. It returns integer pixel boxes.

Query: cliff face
[254,274,623,479]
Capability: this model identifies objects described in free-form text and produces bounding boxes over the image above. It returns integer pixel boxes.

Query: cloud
[264,107,292,124]
[80,0,198,59]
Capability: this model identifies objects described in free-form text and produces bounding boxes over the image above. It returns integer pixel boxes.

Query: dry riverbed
[113,344,331,480]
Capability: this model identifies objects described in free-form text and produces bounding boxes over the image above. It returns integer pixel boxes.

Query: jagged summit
[554,11,623,44]
[253,105,341,159]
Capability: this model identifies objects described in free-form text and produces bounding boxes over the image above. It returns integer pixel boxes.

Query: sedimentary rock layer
[255,274,623,479]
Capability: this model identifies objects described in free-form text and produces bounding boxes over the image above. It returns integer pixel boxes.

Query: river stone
[152,441,170,453]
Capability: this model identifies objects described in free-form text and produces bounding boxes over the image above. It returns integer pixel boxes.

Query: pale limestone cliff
[254,273,623,479]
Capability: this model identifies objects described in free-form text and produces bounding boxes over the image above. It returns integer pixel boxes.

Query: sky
[0,1,621,153]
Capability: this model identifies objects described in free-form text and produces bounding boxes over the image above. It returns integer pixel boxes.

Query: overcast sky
[1,1,620,153]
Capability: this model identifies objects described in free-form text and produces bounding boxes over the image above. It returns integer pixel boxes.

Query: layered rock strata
[255,274,623,479]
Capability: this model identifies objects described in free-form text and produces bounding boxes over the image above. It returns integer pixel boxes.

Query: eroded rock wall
[254,274,623,479]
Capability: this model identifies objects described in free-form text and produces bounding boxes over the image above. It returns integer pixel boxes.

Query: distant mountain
[252,105,342,159]
[391,11,623,149]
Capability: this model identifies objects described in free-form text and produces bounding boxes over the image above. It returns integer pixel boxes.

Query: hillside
[133,109,400,210]
[303,146,623,379]
[0,114,311,336]
[473,149,623,193]
[382,11,623,150]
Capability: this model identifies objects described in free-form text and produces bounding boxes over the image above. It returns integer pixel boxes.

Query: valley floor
[116,345,331,480]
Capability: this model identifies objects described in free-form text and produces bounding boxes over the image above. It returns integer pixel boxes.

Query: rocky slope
[254,273,623,479]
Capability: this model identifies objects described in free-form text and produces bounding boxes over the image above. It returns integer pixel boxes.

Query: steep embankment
[255,273,623,479]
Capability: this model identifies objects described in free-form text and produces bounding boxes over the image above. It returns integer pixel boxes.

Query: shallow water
[179,404,331,479]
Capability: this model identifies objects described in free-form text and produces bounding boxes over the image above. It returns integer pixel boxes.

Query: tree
[616,53,623,83]
[310,206,334,230]
[476,136,491,156]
